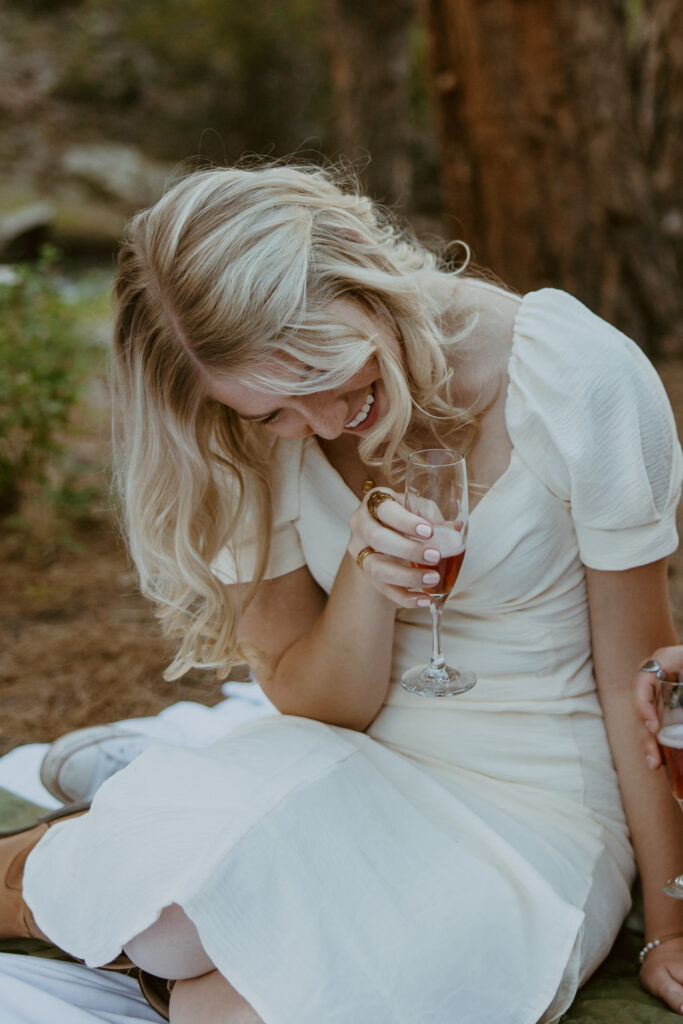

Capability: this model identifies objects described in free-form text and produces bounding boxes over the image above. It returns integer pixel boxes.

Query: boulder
[0,201,55,260]
[0,180,129,259]
[51,196,125,255]
[60,142,173,208]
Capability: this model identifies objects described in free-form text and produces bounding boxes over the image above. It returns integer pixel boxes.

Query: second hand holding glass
[656,672,683,898]
[400,449,477,697]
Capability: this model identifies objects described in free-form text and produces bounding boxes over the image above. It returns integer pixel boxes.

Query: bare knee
[124,903,214,980]
[170,972,263,1024]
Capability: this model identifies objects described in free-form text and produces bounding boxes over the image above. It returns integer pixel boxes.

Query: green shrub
[0,250,103,521]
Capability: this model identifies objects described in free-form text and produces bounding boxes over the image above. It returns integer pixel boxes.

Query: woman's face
[206,300,401,441]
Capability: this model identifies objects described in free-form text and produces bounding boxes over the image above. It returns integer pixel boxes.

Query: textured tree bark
[637,0,683,341]
[322,0,415,206]
[424,0,682,353]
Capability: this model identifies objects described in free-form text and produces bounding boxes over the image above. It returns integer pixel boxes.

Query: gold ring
[355,545,375,572]
[366,489,394,522]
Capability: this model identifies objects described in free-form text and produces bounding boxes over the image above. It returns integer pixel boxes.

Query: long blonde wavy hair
[112,162,479,679]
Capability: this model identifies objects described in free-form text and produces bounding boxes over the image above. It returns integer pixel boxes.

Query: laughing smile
[345,382,376,430]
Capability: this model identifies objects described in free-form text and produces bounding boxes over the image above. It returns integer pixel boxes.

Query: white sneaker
[39,725,155,804]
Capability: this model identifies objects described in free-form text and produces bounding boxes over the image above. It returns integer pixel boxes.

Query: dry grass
[0,522,227,756]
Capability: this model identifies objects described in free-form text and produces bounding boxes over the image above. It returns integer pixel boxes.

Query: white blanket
[0,682,275,1023]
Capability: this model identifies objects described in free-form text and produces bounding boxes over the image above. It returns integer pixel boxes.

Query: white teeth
[345,387,375,429]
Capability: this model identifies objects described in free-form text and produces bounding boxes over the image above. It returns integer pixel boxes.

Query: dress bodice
[292,288,681,707]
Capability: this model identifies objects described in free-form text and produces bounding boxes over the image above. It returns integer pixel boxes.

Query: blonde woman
[2,163,683,1023]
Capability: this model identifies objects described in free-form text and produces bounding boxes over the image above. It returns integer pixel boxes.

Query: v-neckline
[307,438,522,522]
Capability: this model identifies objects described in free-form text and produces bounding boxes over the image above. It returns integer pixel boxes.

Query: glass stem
[429,602,445,672]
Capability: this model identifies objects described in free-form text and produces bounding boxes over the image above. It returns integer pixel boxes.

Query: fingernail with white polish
[416,524,432,538]
[422,572,440,585]
[423,549,440,564]
[417,598,431,607]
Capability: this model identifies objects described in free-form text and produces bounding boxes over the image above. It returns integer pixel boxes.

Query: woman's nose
[301,393,347,439]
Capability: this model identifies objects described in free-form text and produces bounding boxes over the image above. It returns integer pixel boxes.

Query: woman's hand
[633,647,683,770]
[640,936,683,1015]
[347,487,443,609]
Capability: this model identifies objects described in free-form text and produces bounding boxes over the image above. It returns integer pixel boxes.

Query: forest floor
[2,360,683,757]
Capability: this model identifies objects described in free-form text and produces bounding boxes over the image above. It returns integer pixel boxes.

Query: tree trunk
[637,0,683,344]
[424,0,683,353]
[322,0,415,206]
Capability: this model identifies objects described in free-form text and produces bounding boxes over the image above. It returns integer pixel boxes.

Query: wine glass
[657,676,683,898]
[400,449,477,697]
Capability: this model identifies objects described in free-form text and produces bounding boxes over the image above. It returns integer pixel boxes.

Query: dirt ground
[0,520,235,756]
[3,361,683,757]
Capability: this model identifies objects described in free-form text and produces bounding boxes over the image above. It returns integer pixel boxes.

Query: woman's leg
[60,894,262,1024]
[126,904,263,1021]
[123,903,214,980]
[1,815,83,942]
[170,972,264,1024]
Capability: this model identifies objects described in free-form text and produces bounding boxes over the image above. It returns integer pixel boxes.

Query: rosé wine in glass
[411,524,466,603]
[658,724,683,809]
[657,678,683,898]
[400,450,476,697]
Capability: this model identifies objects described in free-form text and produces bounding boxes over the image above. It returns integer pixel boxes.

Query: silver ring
[641,659,667,680]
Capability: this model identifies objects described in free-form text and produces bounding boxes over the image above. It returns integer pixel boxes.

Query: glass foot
[663,875,683,899]
[400,664,477,698]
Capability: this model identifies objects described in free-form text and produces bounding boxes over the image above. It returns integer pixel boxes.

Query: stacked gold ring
[366,489,394,522]
[355,545,375,572]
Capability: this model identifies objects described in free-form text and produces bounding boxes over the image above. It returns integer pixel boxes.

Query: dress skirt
[23,711,626,1024]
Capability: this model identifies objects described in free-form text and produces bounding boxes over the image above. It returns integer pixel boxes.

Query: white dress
[23,289,682,1024]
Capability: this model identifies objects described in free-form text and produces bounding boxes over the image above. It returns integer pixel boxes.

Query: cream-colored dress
[24,290,682,1023]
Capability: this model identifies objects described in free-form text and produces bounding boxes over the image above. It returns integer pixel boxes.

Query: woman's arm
[236,556,396,729]
[587,559,683,1014]
[237,490,439,731]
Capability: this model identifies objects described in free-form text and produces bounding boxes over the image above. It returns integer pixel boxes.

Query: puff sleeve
[506,289,682,571]
[211,437,307,584]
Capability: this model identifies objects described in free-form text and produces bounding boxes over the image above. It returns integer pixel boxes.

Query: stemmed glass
[657,676,683,897]
[400,449,477,697]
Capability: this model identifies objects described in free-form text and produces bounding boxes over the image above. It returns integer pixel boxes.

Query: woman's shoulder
[506,285,671,424]
[503,288,681,553]
[509,287,665,401]
[454,280,663,414]
[513,287,636,351]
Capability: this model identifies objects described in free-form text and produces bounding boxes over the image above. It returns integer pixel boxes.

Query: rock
[0,177,128,259]
[0,201,55,260]
[52,196,125,254]
[60,142,172,208]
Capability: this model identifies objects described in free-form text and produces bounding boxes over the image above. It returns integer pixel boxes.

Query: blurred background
[1,0,682,751]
